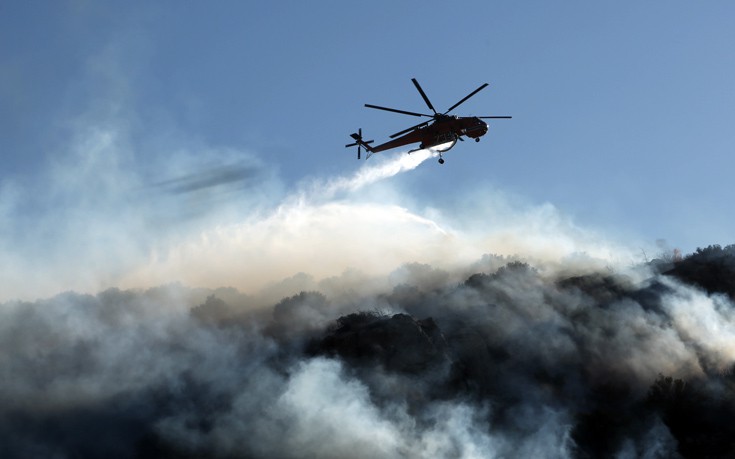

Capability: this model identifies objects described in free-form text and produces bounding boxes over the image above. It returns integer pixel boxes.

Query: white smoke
[116,146,638,298]
[661,277,735,372]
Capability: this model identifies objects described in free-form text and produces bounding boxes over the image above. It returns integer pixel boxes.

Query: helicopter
[346,78,511,164]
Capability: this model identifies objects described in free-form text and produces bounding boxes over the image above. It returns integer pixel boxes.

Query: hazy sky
[2,1,734,300]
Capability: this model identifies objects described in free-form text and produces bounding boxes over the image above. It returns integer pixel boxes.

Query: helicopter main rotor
[364,78,510,139]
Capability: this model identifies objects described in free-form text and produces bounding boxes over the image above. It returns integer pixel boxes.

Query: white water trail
[320,149,434,198]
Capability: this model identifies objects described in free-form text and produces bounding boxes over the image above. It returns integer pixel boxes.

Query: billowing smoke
[2,226,735,457]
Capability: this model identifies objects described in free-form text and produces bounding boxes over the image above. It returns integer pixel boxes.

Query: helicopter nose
[467,121,488,137]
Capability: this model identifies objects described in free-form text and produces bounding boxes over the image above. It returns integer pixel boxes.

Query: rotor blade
[477,116,512,119]
[389,120,430,139]
[444,83,489,114]
[411,78,437,115]
[364,103,432,117]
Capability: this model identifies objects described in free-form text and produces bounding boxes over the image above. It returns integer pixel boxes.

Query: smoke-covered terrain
[2,245,735,458]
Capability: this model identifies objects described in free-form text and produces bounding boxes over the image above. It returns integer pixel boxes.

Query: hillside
[2,246,735,458]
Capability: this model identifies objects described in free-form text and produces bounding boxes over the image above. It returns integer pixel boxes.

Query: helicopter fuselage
[371,116,488,153]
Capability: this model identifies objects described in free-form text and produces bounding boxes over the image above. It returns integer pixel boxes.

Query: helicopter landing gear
[438,157,445,164]
[475,138,480,143]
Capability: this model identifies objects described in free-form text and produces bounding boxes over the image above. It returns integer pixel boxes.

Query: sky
[1,1,735,301]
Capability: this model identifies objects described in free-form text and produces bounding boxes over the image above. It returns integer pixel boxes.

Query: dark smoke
[1,247,735,458]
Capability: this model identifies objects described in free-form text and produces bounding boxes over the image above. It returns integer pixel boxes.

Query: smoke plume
[3,249,735,457]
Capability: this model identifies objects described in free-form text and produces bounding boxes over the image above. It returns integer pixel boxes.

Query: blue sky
[2,1,734,300]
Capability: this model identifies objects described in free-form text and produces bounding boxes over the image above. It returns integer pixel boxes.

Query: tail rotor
[345,128,374,159]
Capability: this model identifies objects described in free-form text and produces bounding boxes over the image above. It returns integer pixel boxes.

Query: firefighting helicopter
[346,78,511,164]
